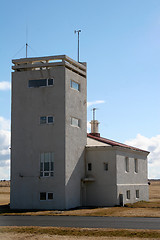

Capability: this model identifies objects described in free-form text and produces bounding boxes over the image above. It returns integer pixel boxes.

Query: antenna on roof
[26,25,28,58]
[74,29,81,62]
[92,107,97,121]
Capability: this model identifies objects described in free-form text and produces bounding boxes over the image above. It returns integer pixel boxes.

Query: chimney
[90,108,100,137]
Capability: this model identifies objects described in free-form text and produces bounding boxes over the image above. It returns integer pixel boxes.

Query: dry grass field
[0,181,10,206]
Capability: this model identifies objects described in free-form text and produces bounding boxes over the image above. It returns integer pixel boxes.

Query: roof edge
[87,133,150,154]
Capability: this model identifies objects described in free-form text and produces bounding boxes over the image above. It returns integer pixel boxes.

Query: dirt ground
[0,233,157,240]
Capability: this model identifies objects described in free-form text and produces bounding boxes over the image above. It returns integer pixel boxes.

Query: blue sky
[0,0,160,179]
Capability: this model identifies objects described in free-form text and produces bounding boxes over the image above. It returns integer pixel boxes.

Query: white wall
[84,146,117,206]
[116,149,149,205]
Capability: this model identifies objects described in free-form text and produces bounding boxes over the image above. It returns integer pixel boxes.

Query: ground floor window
[40,192,53,201]
[104,163,108,171]
[88,163,92,171]
[126,190,130,199]
[136,190,139,199]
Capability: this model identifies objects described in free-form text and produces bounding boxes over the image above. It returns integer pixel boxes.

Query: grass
[0,226,160,238]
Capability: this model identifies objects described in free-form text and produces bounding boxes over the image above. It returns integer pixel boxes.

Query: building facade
[11,55,87,209]
[11,55,149,210]
[84,134,149,207]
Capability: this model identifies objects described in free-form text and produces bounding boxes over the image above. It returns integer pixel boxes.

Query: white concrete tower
[11,55,87,209]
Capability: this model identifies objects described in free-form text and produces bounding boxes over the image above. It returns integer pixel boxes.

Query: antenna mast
[26,43,28,58]
[26,24,28,58]
[92,108,97,121]
[74,29,81,62]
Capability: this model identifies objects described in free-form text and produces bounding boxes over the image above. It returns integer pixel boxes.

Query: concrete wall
[65,68,87,209]
[84,146,117,206]
[116,149,149,205]
[11,66,66,209]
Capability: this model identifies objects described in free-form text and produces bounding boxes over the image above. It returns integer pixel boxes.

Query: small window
[71,117,80,127]
[104,163,108,171]
[40,192,46,200]
[134,158,138,173]
[48,116,54,124]
[88,163,92,171]
[126,190,130,199]
[70,80,80,91]
[48,192,53,200]
[136,190,139,199]
[125,157,129,172]
[48,78,54,86]
[40,192,53,201]
[40,116,47,124]
[40,116,54,124]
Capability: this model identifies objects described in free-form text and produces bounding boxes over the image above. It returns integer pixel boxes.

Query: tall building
[11,54,149,210]
[11,55,87,209]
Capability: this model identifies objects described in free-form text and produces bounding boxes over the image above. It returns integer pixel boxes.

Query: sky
[0,0,160,179]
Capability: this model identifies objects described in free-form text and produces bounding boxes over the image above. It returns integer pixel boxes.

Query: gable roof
[87,133,149,154]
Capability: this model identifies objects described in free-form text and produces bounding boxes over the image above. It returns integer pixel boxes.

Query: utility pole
[74,30,81,62]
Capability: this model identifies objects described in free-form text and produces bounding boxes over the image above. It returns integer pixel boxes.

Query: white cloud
[125,134,160,179]
[0,81,11,91]
[0,117,10,180]
[0,117,10,131]
[87,100,105,108]
[87,121,91,133]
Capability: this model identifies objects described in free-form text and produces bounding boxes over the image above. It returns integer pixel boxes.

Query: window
[29,78,54,88]
[134,158,138,173]
[126,190,130,199]
[47,116,54,124]
[88,163,92,171]
[125,157,129,172]
[71,117,80,127]
[40,192,46,200]
[40,152,54,177]
[48,192,53,200]
[40,192,53,201]
[136,190,139,199]
[40,116,54,124]
[40,116,47,124]
[70,80,80,91]
[104,163,108,171]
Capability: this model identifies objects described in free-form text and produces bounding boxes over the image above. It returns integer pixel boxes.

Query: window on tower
[28,78,54,88]
[40,116,54,125]
[40,152,54,177]
[70,117,80,127]
[70,80,80,91]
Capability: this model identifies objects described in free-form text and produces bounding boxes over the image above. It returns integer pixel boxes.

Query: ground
[0,180,160,239]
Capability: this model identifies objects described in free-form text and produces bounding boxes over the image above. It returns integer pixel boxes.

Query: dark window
[126,190,130,199]
[88,163,92,171]
[48,116,54,124]
[104,163,108,171]
[40,116,47,124]
[48,78,54,86]
[40,192,46,200]
[29,79,47,88]
[48,192,53,200]
[136,190,139,198]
